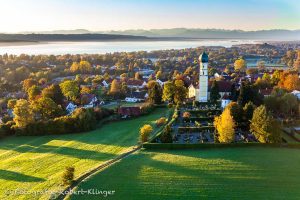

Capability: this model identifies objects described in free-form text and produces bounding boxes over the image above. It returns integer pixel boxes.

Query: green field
[0,108,168,200]
[70,147,300,200]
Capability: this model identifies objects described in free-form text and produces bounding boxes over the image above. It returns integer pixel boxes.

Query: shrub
[140,103,154,114]
[160,125,173,143]
[94,107,114,121]
[0,121,15,138]
[140,124,153,142]
[62,166,75,185]
[156,117,167,127]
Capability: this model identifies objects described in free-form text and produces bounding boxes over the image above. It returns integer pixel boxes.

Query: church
[188,52,232,107]
[188,52,209,102]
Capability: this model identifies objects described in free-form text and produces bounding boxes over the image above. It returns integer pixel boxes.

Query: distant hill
[103,28,300,40]
[2,28,300,42]
[0,33,151,42]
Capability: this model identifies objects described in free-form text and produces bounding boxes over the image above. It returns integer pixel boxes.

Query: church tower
[198,52,209,102]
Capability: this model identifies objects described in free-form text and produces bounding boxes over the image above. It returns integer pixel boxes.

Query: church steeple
[198,52,209,102]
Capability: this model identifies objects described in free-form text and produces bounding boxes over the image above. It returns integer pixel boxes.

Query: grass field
[70,147,300,200]
[0,107,168,200]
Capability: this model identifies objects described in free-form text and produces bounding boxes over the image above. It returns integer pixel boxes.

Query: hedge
[178,126,215,133]
[142,142,300,150]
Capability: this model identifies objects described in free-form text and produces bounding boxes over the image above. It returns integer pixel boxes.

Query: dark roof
[199,52,209,63]
[118,107,141,116]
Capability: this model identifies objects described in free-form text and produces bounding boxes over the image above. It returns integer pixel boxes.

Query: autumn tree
[250,105,281,143]
[278,71,300,91]
[174,80,187,105]
[7,99,17,109]
[13,99,35,127]
[23,78,37,92]
[41,84,64,105]
[214,108,236,143]
[139,124,153,142]
[27,85,41,101]
[70,61,92,73]
[162,81,175,102]
[135,72,141,80]
[59,80,80,101]
[234,58,246,72]
[31,97,63,120]
[294,50,300,71]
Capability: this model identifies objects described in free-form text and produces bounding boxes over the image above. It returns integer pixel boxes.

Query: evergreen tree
[148,83,162,104]
[250,105,281,143]
[160,125,173,143]
[210,80,221,103]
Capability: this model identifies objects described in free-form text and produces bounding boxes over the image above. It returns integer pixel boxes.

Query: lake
[0,39,259,55]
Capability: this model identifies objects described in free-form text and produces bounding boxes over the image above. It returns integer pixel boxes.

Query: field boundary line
[54,145,141,200]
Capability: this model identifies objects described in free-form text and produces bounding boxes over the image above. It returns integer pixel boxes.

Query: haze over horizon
[0,0,299,33]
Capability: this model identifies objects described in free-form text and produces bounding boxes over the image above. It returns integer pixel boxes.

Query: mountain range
[17,28,300,40]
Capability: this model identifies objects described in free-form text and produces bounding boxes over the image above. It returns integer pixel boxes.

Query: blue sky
[0,0,299,32]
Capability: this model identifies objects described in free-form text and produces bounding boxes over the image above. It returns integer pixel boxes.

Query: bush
[160,125,173,143]
[156,117,167,127]
[62,166,75,185]
[14,108,100,136]
[140,124,153,142]
[140,103,154,114]
[94,107,114,121]
[0,121,15,138]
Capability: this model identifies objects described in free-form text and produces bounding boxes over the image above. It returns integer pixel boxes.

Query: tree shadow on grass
[0,169,45,182]
[0,144,117,161]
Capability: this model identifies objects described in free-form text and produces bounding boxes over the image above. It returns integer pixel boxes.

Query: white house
[66,102,77,114]
[291,90,300,100]
[102,80,109,88]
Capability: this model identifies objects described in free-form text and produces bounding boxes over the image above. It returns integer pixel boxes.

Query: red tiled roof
[118,107,141,116]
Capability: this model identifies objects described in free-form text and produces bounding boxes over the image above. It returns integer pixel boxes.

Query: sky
[0,0,299,33]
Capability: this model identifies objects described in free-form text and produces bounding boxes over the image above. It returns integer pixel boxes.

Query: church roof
[199,52,208,63]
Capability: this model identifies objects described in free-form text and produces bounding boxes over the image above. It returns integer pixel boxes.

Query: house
[188,80,232,100]
[66,102,77,114]
[118,106,142,117]
[82,95,100,108]
[102,80,109,88]
[156,79,167,87]
[125,91,148,102]
[221,94,231,109]
[259,88,273,97]
[126,79,147,89]
[291,90,300,100]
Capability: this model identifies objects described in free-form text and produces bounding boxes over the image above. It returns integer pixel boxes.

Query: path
[55,145,141,200]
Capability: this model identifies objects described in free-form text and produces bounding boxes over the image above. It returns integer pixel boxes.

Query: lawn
[70,147,300,200]
[0,107,168,200]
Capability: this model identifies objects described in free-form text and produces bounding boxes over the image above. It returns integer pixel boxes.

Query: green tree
[59,80,79,101]
[13,99,35,127]
[174,80,187,105]
[27,85,41,101]
[210,80,221,103]
[226,102,243,126]
[148,82,162,104]
[41,84,64,105]
[162,81,175,102]
[62,166,75,185]
[31,97,63,120]
[160,125,173,143]
[7,99,17,109]
[250,105,281,143]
